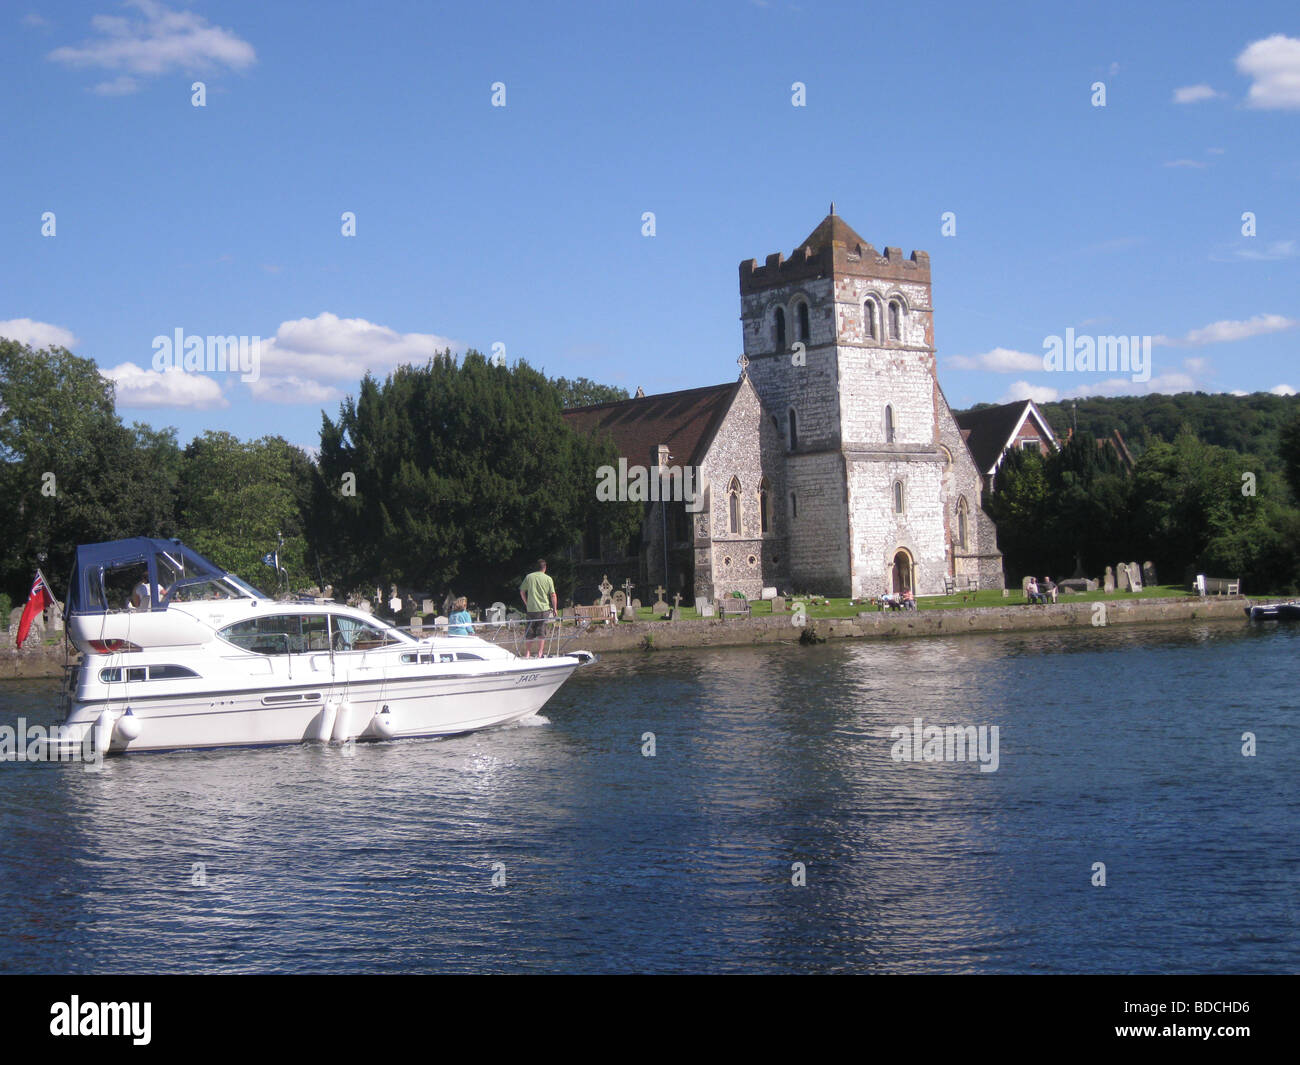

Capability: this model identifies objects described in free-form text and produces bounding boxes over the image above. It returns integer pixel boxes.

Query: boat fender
[332,698,353,743]
[93,710,114,754]
[114,708,143,743]
[372,704,397,739]
[316,698,339,743]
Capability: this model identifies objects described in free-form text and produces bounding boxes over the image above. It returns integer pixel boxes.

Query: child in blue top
[448,596,474,636]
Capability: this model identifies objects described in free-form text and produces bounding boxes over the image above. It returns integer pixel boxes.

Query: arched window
[759,477,770,534]
[787,408,798,450]
[957,496,969,550]
[864,299,877,340]
[796,300,810,342]
[888,299,902,341]
[728,476,741,535]
[774,306,786,351]
[893,480,905,514]
[885,404,896,443]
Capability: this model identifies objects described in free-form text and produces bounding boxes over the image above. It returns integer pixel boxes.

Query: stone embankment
[0,597,1251,679]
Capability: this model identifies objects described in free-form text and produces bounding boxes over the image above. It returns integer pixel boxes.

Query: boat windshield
[69,538,268,615]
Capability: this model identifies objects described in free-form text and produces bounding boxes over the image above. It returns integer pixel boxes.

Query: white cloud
[23,12,51,28]
[1173,84,1219,104]
[49,0,254,82]
[1164,158,1207,168]
[247,374,342,405]
[101,363,228,409]
[1236,34,1300,110]
[1270,383,1297,396]
[1155,314,1297,347]
[948,347,1043,373]
[0,317,79,349]
[1230,389,1249,396]
[1233,240,1296,261]
[255,312,459,395]
[998,381,1060,404]
[91,74,139,95]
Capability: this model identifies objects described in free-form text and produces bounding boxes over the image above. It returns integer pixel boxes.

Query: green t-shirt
[520,570,555,613]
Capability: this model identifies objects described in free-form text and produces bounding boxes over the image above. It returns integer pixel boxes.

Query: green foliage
[552,376,629,409]
[0,340,183,597]
[1279,411,1300,504]
[175,432,314,588]
[311,351,640,603]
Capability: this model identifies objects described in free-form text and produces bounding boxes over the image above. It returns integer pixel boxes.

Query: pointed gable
[563,382,741,467]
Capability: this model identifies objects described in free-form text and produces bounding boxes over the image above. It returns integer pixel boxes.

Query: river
[0,619,1295,973]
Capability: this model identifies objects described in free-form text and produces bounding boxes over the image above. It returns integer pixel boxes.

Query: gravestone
[1103,566,1115,593]
[761,586,777,600]
[1128,562,1142,592]
[621,603,637,622]
[410,616,423,635]
[1142,561,1158,587]
[1058,578,1097,594]
[621,578,635,605]
[434,615,448,630]
[669,593,683,621]
[699,602,716,617]
[612,590,627,613]
[653,585,669,613]
[598,575,613,605]
[358,598,373,615]
[630,599,641,611]
[486,602,506,623]
[423,599,436,616]
[695,596,710,614]
[772,596,786,613]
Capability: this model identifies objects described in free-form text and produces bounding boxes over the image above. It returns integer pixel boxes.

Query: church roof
[563,381,740,467]
[954,400,1058,475]
[796,211,872,257]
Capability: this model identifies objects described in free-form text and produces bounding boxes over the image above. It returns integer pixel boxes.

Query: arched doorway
[891,549,914,594]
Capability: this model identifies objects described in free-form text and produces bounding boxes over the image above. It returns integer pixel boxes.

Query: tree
[175,432,314,589]
[311,352,639,605]
[0,340,181,599]
[552,376,629,409]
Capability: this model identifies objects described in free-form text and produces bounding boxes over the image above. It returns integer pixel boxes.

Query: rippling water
[1,619,1296,973]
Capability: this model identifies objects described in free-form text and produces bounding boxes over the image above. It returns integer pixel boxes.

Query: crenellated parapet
[740,219,931,293]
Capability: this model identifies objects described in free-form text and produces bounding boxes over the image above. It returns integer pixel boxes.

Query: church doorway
[891,549,914,594]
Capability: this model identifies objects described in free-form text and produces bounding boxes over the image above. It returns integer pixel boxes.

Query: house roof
[954,400,1058,474]
[563,381,741,467]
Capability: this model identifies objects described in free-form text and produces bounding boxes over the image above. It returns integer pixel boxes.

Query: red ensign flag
[16,571,53,648]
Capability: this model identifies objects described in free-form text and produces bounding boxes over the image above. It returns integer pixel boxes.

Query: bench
[1195,576,1240,596]
[720,598,751,619]
[573,604,616,625]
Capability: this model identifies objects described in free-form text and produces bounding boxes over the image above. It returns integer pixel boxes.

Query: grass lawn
[599,584,1197,623]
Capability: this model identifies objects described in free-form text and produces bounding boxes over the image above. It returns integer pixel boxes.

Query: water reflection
[0,619,1295,973]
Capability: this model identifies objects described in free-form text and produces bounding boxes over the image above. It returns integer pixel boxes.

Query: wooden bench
[1195,576,1240,596]
[573,604,616,625]
[720,598,751,619]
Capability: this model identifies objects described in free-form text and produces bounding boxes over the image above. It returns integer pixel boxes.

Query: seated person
[1044,577,1057,604]
[130,579,167,610]
[448,596,474,636]
[1026,577,1040,604]
[901,589,916,610]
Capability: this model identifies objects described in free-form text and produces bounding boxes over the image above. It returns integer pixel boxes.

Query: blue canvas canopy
[67,538,264,615]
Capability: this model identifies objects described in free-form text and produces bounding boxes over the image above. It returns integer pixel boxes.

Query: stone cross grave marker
[621,578,635,603]
[669,592,682,621]
[653,585,669,612]
[598,574,613,605]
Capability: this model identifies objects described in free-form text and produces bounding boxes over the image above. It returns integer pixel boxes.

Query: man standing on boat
[519,559,557,658]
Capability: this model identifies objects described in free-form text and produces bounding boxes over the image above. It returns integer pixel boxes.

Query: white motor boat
[54,538,591,756]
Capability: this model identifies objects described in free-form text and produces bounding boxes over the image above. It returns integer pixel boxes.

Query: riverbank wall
[1,596,1251,679]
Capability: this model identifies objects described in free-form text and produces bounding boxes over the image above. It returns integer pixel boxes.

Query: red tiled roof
[563,381,740,466]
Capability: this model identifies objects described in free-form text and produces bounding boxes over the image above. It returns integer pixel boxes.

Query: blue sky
[2,0,1297,451]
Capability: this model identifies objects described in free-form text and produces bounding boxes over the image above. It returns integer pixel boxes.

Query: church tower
[738,207,999,597]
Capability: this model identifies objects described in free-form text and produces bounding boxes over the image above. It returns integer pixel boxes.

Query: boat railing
[392,616,592,659]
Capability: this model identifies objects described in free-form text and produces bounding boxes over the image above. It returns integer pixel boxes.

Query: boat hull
[61,657,579,755]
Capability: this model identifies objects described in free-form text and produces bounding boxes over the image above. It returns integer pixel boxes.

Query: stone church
[563,209,1003,602]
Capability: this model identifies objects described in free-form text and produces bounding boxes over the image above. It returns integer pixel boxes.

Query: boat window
[100,562,151,611]
[218,614,330,654]
[99,666,148,683]
[401,652,437,664]
[456,652,484,661]
[149,664,199,680]
[332,615,402,652]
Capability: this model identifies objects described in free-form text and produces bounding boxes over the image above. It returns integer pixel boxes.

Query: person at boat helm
[130,578,168,610]
[519,559,557,658]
